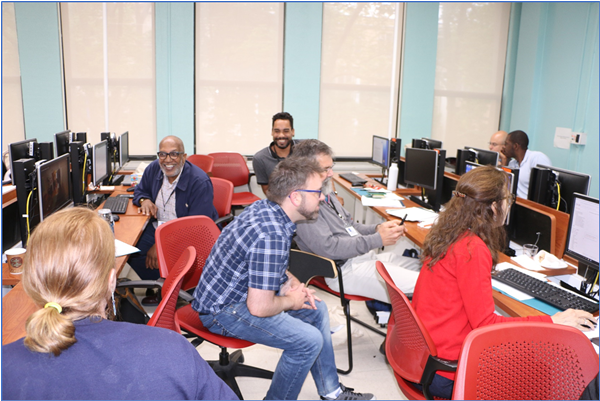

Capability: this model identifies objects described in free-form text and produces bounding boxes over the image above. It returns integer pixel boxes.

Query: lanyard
[159,185,176,218]
[325,195,344,220]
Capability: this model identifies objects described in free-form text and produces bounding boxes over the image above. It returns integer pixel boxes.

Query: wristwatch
[140,198,146,204]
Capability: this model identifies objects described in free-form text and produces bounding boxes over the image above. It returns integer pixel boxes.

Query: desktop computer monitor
[412,138,443,150]
[92,141,109,187]
[371,135,390,169]
[463,146,499,167]
[528,165,591,212]
[37,153,74,221]
[54,130,72,157]
[119,131,129,166]
[9,138,39,184]
[565,193,599,280]
[404,148,446,211]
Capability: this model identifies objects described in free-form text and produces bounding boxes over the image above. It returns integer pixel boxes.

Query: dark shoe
[145,288,155,297]
[321,384,376,400]
[141,295,159,306]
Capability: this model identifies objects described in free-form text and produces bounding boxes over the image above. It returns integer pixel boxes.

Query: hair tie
[44,302,62,314]
[452,190,467,198]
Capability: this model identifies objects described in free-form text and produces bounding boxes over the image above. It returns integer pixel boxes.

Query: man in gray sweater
[293,140,421,303]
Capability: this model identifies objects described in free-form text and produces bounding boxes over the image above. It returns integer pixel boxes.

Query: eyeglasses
[323,163,335,172]
[295,189,322,197]
[157,151,184,160]
[505,194,516,206]
[489,142,505,147]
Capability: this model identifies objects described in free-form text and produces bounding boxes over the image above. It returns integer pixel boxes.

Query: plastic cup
[5,248,26,274]
[523,244,539,258]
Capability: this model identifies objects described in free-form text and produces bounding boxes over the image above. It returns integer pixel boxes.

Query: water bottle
[387,162,399,191]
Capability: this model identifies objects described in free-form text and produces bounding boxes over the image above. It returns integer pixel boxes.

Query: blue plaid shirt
[192,199,296,314]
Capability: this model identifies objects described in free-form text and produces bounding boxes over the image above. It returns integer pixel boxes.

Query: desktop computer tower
[13,158,38,246]
[70,141,87,205]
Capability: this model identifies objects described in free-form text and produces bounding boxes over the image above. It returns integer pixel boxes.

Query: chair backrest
[453,321,600,400]
[210,176,233,219]
[288,249,337,285]
[375,261,440,384]
[147,246,196,331]
[187,154,214,174]
[155,215,221,292]
[209,152,250,187]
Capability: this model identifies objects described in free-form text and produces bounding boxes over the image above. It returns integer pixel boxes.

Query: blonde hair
[22,207,115,356]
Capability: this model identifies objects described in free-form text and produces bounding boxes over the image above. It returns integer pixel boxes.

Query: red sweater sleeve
[413,233,552,380]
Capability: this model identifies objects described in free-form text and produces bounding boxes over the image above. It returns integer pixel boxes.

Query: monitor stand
[408,194,434,210]
[374,168,388,186]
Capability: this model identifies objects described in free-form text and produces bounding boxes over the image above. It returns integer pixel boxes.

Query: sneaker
[321,384,376,400]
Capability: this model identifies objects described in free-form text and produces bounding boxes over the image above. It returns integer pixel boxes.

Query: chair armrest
[178,290,194,303]
[215,214,234,226]
[116,278,164,289]
[421,355,458,400]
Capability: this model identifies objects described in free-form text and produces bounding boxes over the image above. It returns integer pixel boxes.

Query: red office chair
[156,216,272,399]
[376,261,457,400]
[453,322,599,400]
[147,246,196,331]
[289,249,385,375]
[210,177,234,226]
[209,152,260,207]
[187,154,214,175]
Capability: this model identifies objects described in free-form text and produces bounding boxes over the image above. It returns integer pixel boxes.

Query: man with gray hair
[293,139,421,303]
[131,135,217,303]
[192,157,375,401]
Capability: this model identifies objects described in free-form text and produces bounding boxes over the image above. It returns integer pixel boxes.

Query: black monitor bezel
[564,193,599,272]
[371,135,391,169]
[54,130,72,157]
[92,140,109,187]
[463,146,499,167]
[404,148,439,191]
[37,153,74,221]
[119,131,129,166]
[9,138,39,185]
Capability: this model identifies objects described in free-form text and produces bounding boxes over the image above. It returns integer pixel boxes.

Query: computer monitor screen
[404,148,438,191]
[464,160,478,174]
[119,131,129,166]
[371,136,390,169]
[529,165,591,212]
[93,141,109,186]
[9,138,39,184]
[463,147,499,167]
[565,193,599,274]
[37,154,73,221]
[54,130,72,157]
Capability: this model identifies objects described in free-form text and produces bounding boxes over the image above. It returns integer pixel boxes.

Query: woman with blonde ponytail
[2,207,236,400]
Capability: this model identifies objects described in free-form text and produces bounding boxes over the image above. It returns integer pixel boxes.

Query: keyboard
[103,196,129,214]
[339,173,367,186]
[493,268,599,313]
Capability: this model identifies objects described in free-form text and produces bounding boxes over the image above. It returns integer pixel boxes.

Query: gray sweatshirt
[295,192,383,262]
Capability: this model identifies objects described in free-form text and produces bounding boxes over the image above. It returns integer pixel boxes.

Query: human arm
[279,270,321,309]
[146,244,158,270]
[247,285,313,317]
[133,163,158,218]
[181,171,218,220]
[376,221,408,246]
[551,309,597,331]
[252,152,270,188]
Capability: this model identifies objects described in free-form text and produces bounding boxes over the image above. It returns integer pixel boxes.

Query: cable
[82,152,88,195]
[25,188,36,243]
[555,182,561,211]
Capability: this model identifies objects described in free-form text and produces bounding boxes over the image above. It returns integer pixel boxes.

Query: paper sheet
[387,207,438,223]
[115,239,140,257]
[511,255,545,271]
[361,193,404,208]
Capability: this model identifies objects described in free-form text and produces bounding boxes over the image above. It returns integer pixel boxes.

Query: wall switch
[570,132,587,145]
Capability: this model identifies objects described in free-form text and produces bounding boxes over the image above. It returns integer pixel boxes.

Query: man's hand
[138,199,158,218]
[552,309,597,332]
[286,284,315,311]
[146,244,159,270]
[302,286,321,310]
[377,220,407,246]
[499,151,508,166]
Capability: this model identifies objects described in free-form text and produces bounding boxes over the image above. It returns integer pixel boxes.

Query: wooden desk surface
[332,173,575,318]
[2,186,149,345]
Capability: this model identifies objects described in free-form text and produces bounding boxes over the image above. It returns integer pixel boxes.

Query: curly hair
[422,166,510,269]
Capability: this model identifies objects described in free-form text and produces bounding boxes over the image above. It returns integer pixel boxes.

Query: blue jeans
[127,223,160,281]
[199,300,340,400]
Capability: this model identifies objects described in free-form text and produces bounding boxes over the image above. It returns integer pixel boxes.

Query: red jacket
[412,232,552,380]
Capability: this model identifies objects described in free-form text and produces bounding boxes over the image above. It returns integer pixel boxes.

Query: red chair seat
[177,304,255,349]
[231,192,260,207]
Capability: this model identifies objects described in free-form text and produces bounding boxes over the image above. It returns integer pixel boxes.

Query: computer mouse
[126,186,135,192]
[112,214,120,222]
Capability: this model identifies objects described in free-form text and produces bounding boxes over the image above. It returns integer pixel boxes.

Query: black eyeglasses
[157,151,184,160]
[295,189,322,197]
[505,194,516,206]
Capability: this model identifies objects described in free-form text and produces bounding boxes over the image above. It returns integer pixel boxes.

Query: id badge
[345,226,359,237]
[157,220,166,226]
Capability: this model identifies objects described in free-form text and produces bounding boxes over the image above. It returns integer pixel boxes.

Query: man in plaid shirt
[192,157,375,401]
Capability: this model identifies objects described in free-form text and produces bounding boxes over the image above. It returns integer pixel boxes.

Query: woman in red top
[412,166,596,399]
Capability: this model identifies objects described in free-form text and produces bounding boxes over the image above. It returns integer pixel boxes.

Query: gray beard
[322,178,334,196]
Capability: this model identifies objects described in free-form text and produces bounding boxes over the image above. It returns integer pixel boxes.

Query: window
[431,3,510,153]
[319,3,404,158]
[61,3,156,154]
[195,3,284,155]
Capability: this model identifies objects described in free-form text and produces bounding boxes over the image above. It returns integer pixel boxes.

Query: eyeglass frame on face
[489,141,505,148]
[504,193,516,206]
[293,189,322,197]
[157,151,184,160]
[323,163,335,172]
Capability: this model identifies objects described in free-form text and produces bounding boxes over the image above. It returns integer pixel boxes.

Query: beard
[273,137,292,149]
[298,194,320,220]
[321,177,334,196]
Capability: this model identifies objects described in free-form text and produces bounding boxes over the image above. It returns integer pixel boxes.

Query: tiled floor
[134,280,406,400]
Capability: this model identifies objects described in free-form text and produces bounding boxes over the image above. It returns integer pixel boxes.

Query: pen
[399,213,408,226]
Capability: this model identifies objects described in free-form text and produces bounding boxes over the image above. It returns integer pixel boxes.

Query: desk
[333,173,574,318]
[2,186,149,345]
